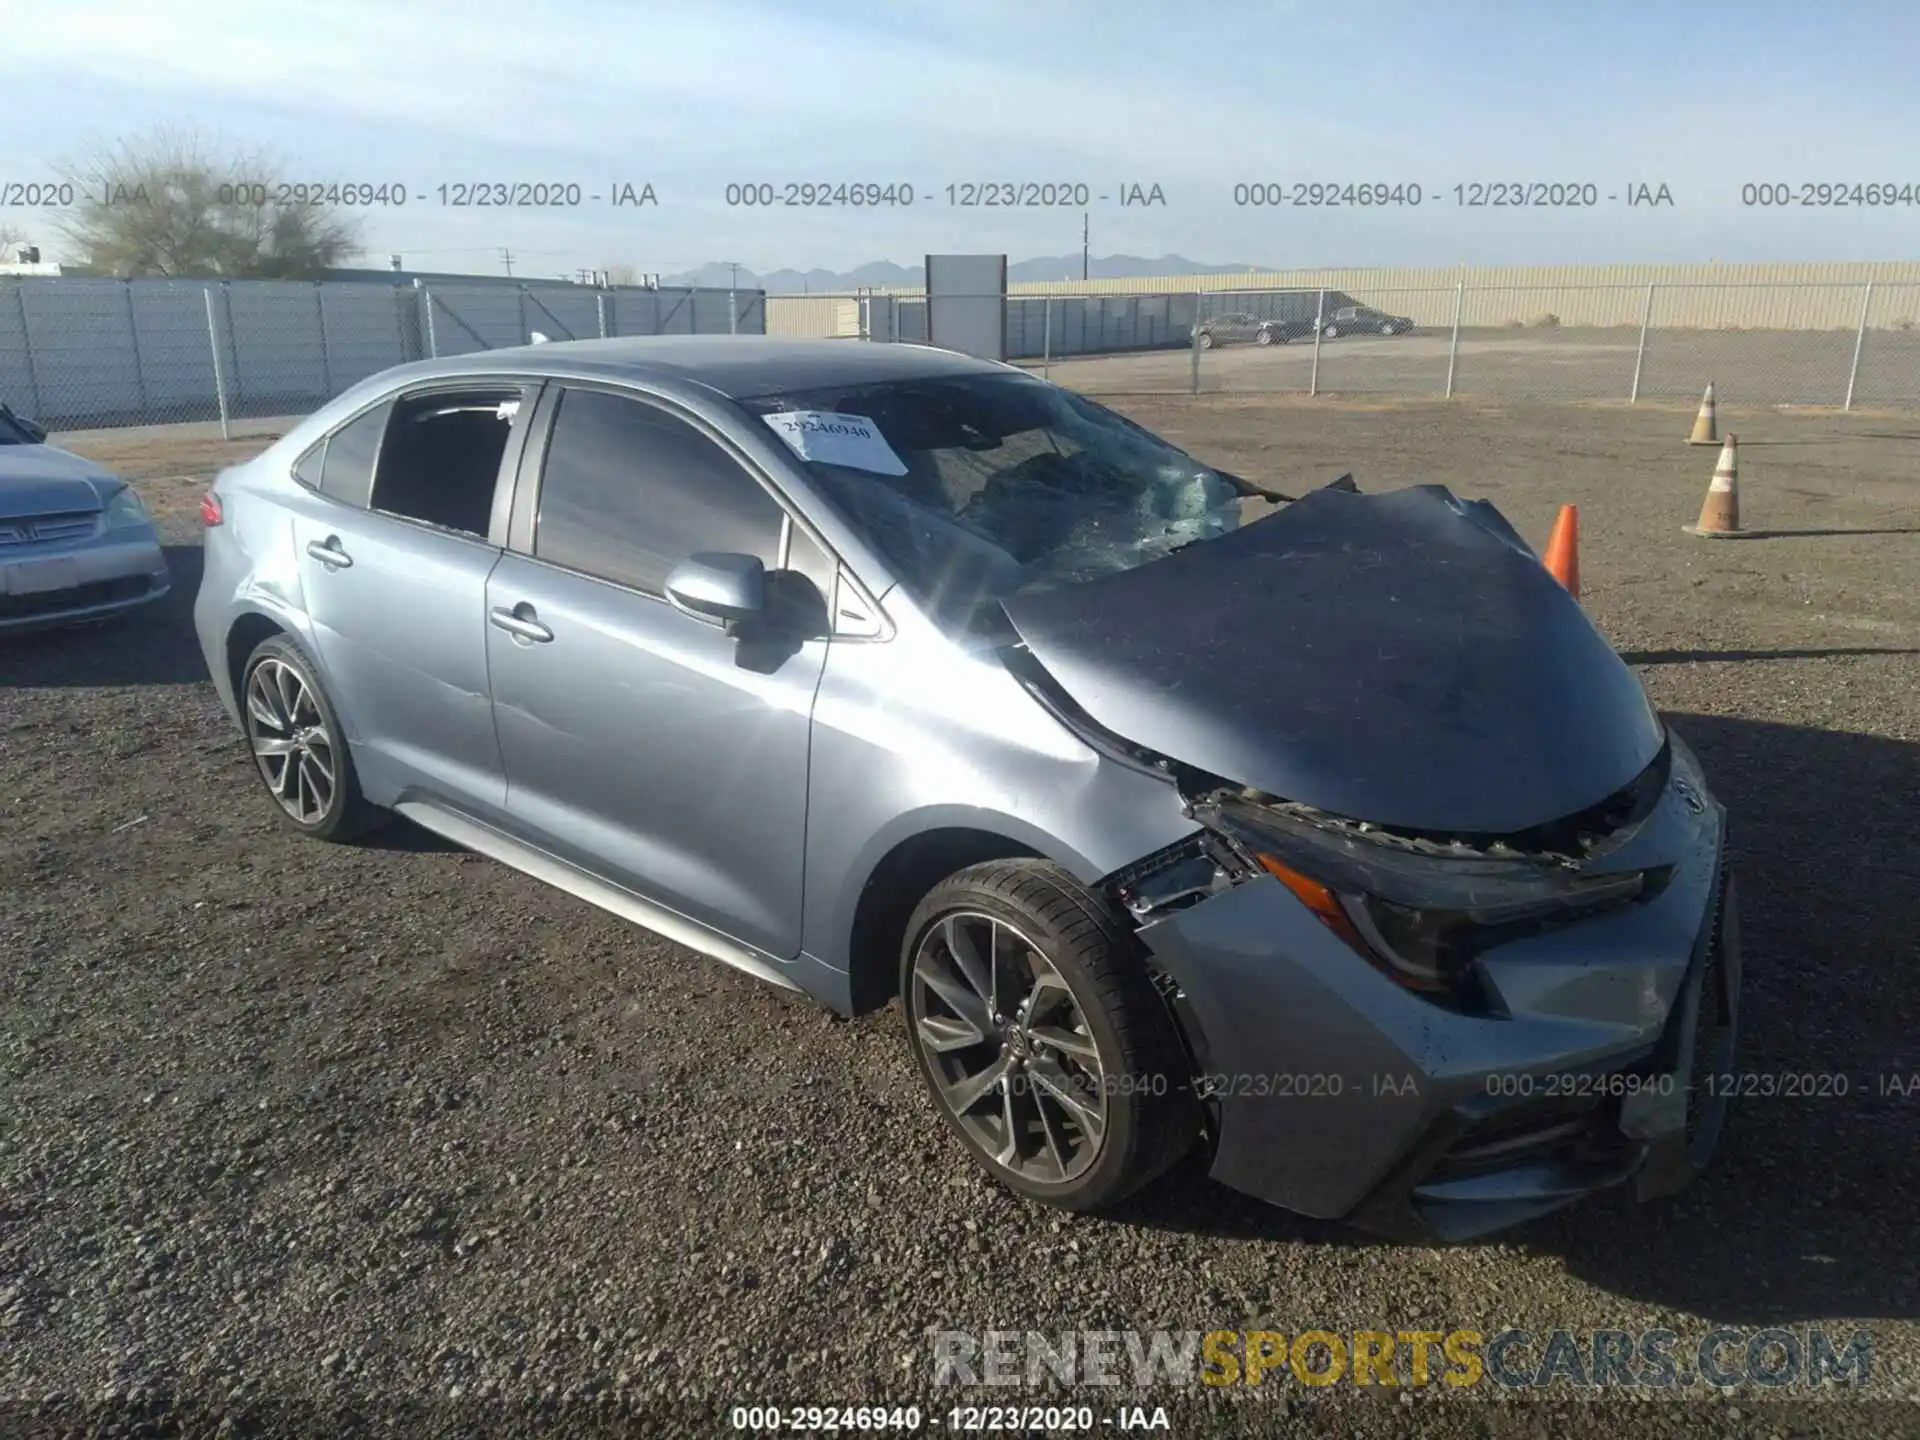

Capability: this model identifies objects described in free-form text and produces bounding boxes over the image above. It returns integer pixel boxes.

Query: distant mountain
[658,254,1273,294]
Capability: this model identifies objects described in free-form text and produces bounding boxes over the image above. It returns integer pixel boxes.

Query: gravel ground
[3,396,1917,1438]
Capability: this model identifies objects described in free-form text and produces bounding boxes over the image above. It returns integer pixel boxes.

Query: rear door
[484,383,832,958]
[291,380,536,813]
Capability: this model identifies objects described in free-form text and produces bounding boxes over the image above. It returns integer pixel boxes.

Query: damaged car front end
[734,360,1738,1241]
[1101,745,1737,1242]
[996,481,1740,1242]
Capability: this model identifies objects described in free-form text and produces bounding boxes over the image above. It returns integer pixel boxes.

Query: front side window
[733,372,1242,628]
[533,387,784,595]
[368,387,524,538]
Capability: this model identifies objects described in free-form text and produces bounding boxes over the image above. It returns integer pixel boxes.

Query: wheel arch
[222,604,353,743]
[225,609,290,706]
[843,824,1057,1015]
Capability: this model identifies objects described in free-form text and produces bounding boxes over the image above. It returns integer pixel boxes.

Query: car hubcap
[910,913,1109,1185]
[245,657,336,825]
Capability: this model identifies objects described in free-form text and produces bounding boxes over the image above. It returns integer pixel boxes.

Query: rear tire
[239,635,382,842]
[1255,328,1275,346]
[1379,322,1394,335]
[900,859,1197,1211]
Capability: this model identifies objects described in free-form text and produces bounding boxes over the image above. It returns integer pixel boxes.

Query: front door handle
[306,536,353,569]
[489,603,554,644]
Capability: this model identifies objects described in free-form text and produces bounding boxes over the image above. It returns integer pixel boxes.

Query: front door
[485,385,829,959]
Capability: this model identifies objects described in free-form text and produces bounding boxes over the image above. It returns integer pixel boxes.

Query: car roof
[390,335,1013,400]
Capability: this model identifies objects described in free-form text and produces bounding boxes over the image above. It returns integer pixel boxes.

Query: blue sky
[3,0,1917,278]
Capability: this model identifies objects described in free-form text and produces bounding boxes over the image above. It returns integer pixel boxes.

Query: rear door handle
[489,603,553,644]
[306,537,353,570]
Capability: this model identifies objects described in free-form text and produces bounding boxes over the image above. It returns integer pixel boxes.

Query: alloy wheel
[909,912,1110,1185]
[244,656,337,825]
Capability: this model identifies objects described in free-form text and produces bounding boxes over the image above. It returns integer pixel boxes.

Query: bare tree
[0,222,28,258]
[55,127,363,279]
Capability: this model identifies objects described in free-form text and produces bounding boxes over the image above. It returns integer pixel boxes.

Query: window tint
[534,388,783,594]
[292,438,327,491]
[368,388,523,538]
[320,401,391,507]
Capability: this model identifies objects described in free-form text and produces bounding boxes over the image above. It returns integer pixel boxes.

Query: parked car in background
[1319,305,1416,338]
[193,336,1738,1241]
[1193,312,1314,349]
[0,403,171,633]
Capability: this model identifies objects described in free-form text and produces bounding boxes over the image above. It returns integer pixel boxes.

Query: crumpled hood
[1001,483,1664,835]
[0,444,116,519]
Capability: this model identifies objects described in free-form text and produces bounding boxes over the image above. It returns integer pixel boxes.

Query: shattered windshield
[734,372,1243,626]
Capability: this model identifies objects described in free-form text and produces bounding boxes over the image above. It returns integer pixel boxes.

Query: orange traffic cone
[1683,436,1742,537]
[1542,505,1580,598]
[1688,382,1719,445]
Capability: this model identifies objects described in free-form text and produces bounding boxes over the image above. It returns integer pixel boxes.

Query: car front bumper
[1136,766,1736,1242]
[0,530,171,633]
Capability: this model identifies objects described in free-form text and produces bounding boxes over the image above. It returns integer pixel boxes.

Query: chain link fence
[13,277,1918,432]
[1102,282,1920,408]
[0,277,766,434]
[765,282,1920,410]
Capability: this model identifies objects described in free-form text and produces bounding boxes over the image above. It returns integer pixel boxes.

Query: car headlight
[1197,796,1650,1003]
[102,484,152,530]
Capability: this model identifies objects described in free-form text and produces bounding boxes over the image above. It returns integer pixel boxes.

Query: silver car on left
[0,403,170,633]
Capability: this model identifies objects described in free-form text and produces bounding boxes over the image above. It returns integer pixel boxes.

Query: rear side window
[534,388,784,594]
[292,439,326,491]
[368,387,524,539]
[319,401,391,507]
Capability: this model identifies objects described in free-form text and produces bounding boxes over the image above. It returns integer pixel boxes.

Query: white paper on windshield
[761,411,908,476]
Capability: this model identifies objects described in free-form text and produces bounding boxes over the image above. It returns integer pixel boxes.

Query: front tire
[1379,322,1395,335]
[1255,328,1275,346]
[1323,324,1340,339]
[240,635,382,841]
[1196,331,1215,350]
[900,859,1197,1210]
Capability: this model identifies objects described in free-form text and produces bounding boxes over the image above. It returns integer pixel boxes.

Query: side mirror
[664,552,765,630]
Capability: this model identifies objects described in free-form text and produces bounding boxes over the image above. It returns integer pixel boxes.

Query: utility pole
[1081,213,1089,283]
[500,247,515,277]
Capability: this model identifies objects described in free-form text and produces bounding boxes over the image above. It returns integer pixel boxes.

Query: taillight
[199,491,223,526]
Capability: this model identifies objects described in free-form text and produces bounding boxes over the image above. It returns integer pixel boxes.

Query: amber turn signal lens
[1254,853,1366,949]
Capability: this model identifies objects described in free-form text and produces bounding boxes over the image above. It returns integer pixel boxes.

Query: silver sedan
[0,404,170,633]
